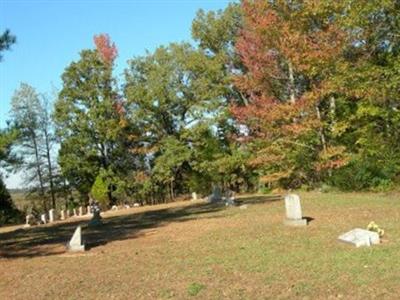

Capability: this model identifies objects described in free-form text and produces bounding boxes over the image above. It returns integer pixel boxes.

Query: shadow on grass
[0,195,282,259]
[0,202,225,259]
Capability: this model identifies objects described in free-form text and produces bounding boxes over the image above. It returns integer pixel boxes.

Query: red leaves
[93,34,118,64]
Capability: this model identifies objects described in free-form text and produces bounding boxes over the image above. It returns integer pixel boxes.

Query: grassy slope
[0,192,399,299]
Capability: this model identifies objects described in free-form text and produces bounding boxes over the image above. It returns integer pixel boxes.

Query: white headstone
[40,213,47,224]
[24,214,36,227]
[133,203,140,207]
[49,209,56,222]
[87,205,92,215]
[67,225,85,252]
[66,209,71,218]
[60,210,65,220]
[73,208,77,217]
[338,228,380,247]
[192,192,197,201]
[79,206,84,216]
[111,205,118,211]
[284,194,307,226]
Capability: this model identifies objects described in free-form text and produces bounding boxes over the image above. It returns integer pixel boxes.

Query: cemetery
[1,191,400,299]
[1,0,399,299]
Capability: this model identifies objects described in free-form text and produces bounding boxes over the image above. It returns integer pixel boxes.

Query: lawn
[1,192,399,299]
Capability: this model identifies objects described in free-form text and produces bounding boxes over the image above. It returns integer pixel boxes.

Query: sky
[0,0,232,188]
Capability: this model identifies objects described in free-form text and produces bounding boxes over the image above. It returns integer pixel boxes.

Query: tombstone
[338,228,380,247]
[73,208,78,217]
[40,213,47,224]
[78,206,84,216]
[88,202,102,227]
[66,209,71,218]
[133,203,140,207]
[60,210,66,220]
[49,209,56,223]
[284,194,307,226]
[111,205,118,211]
[86,205,92,215]
[207,185,222,203]
[124,204,130,209]
[191,192,197,201]
[67,225,85,252]
[24,214,37,227]
[224,190,236,206]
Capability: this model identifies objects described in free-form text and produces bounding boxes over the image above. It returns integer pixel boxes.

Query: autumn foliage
[94,33,118,64]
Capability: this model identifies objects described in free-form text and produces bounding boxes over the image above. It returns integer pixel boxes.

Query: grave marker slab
[338,228,380,247]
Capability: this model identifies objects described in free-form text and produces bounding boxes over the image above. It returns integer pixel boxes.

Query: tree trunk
[288,61,296,104]
[315,104,327,152]
[44,128,56,208]
[32,134,46,210]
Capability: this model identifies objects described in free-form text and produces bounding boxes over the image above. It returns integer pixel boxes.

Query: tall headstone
[88,202,102,227]
[78,206,84,216]
[49,209,56,223]
[40,213,47,224]
[86,205,92,215]
[284,194,307,226]
[66,209,71,218]
[73,208,77,217]
[207,185,222,203]
[191,192,197,201]
[60,210,66,220]
[67,225,85,252]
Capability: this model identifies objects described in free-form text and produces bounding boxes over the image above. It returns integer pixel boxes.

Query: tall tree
[54,34,130,205]
[232,0,346,188]
[10,83,47,207]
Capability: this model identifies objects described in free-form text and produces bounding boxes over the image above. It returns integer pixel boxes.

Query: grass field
[1,192,399,299]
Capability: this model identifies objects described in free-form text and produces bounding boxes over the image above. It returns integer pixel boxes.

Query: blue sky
[0,0,232,188]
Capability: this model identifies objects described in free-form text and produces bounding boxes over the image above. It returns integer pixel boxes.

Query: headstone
[338,228,380,247]
[40,213,47,224]
[133,203,140,207]
[224,190,236,206]
[24,214,37,227]
[88,202,102,227]
[78,206,84,216]
[49,209,56,222]
[111,205,118,211]
[284,194,307,226]
[124,204,130,209]
[67,225,85,252]
[60,210,66,220]
[73,208,77,217]
[207,185,222,203]
[191,192,197,201]
[87,205,92,215]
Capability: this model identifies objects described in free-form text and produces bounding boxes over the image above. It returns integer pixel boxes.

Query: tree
[54,34,130,205]
[232,0,346,188]
[10,83,47,208]
[0,127,22,225]
[0,29,16,61]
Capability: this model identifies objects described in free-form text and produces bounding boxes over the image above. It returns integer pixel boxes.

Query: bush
[91,174,110,209]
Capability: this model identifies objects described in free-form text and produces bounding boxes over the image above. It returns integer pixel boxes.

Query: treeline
[1,0,400,219]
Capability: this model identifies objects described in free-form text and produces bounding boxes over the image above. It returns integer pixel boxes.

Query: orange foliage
[93,33,118,64]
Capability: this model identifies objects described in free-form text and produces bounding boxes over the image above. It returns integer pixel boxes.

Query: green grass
[1,191,399,299]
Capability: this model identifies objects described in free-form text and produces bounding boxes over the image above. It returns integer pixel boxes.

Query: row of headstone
[24,205,94,227]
